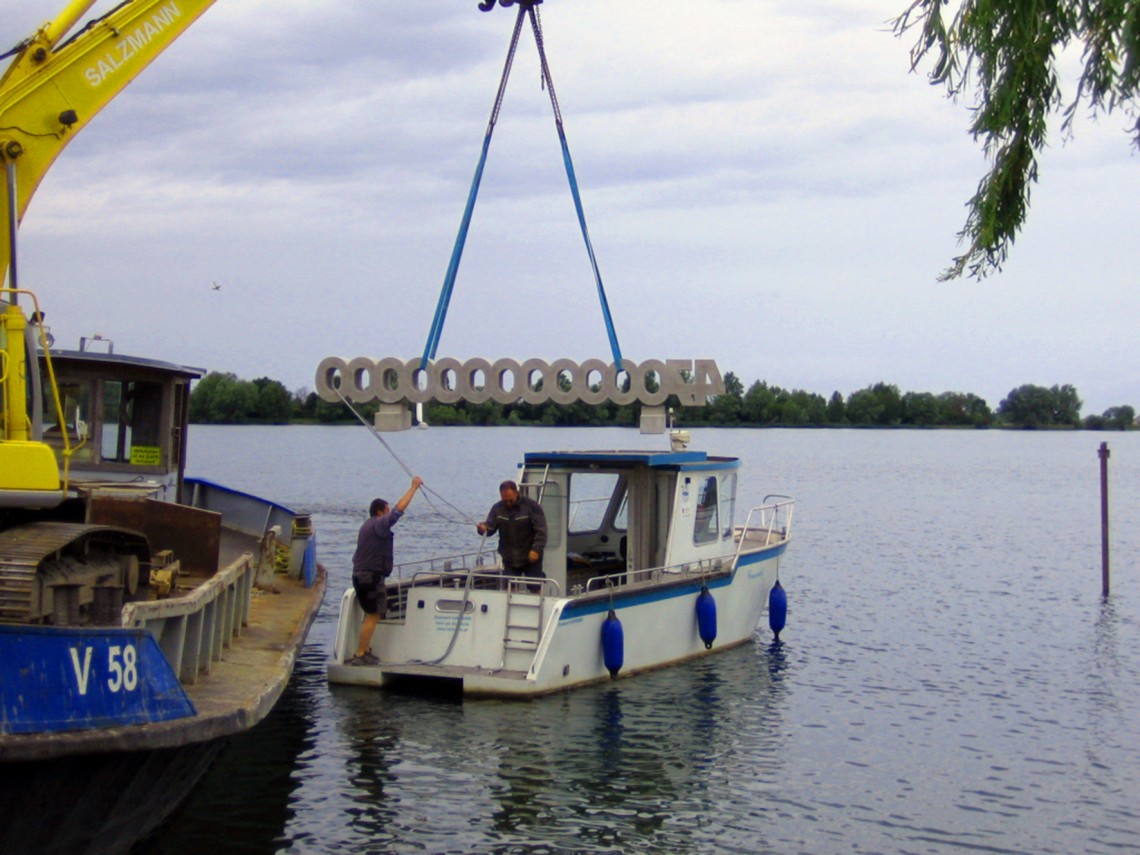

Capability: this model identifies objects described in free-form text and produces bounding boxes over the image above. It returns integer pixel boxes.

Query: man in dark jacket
[477,479,548,583]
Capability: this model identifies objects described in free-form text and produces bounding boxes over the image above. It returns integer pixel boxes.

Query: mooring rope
[332,386,504,670]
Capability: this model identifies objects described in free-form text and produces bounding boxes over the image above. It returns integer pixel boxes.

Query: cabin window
[693,475,719,545]
[101,380,165,465]
[721,471,737,539]
[568,472,620,534]
[41,380,96,462]
[613,488,628,533]
[42,381,90,439]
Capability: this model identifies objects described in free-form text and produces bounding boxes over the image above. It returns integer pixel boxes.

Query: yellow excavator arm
[1,0,219,504]
[1,0,220,285]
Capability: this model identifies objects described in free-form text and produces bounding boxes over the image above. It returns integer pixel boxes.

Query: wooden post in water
[1099,442,1110,597]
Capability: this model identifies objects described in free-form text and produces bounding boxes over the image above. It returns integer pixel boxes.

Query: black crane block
[478,0,542,11]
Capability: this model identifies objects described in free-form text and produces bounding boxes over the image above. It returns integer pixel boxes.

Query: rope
[419,1,624,369]
[410,555,479,666]
[331,384,479,527]
[331,384,506,668]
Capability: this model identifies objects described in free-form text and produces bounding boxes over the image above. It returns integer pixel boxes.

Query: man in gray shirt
[348,475,422,665]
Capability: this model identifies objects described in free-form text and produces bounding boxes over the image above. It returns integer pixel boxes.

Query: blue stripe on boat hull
[560,542,786,620]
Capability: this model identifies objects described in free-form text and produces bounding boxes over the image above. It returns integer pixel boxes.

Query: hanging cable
[527,4,623,367]
[410,556,479,666]
[332,382,505,669]
[419,0,624,369]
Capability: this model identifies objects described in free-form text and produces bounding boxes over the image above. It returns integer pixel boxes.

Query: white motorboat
[328,447,791,696]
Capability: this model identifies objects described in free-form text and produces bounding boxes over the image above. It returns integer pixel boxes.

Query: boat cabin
[517,450,741,594]
[36,347,200,503]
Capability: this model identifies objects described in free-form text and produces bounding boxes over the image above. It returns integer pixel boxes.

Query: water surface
[138,427,1140,854]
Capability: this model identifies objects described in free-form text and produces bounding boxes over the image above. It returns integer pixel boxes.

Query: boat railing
[121,550,255,687]
[406,569,561,598]
[392,549,498,580]
[583,556,732,593]
[733,496,795,564]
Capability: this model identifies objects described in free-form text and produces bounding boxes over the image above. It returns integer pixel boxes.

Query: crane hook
[478,0,542,11]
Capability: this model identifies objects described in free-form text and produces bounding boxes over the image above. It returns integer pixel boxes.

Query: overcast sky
[5,0,1137,414]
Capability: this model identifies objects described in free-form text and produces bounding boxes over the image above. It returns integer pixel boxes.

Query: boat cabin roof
[43,349,205,381]
[523,450,739,471]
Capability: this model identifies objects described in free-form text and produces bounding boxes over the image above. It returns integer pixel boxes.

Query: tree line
[188,370,1136,430]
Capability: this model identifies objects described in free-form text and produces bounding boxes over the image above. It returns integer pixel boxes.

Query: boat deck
[181,575,323,720]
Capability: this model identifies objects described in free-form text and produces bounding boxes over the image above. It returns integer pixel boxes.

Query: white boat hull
[328,542,786,696]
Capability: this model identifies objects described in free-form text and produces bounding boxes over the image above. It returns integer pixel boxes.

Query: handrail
[393,549,495,580]
[408,568,561,598]
[584,556,730,592]
[732,498,795,568]
[409,568,498,586]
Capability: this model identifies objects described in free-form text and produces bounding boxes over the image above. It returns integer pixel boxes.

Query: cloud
[5,0,1138,413]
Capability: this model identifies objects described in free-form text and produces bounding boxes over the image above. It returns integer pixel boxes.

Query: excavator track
[0,522,148,623]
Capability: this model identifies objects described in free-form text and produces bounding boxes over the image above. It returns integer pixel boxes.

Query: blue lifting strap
[421,2,623,370]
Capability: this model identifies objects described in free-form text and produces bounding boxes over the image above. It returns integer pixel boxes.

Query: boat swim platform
[1,568,326,762]
[328,661,529,689]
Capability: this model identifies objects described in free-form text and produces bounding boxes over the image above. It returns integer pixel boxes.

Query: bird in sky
[212,281,221,291]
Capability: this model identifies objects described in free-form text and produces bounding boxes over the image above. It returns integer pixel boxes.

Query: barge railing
[120,482,313,686]
[121,551,255,686]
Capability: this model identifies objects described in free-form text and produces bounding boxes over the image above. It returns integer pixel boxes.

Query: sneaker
[348,652,380,666]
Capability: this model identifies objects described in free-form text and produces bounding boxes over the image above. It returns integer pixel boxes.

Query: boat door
[562,464,676,576]
[662,467,739,567]
[624,467,676,572]
[520,467,567,593]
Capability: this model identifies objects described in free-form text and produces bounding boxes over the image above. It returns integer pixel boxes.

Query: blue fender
[768,580,787,641]
[601,609,624,678]
[696,586,717,649]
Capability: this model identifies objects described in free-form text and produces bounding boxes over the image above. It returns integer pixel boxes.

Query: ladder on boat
[518,464,550,503]
[502,586,544,670]
[499,465,550,670]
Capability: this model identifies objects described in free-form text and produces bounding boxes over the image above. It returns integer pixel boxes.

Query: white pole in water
[1099,442,1110,598]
